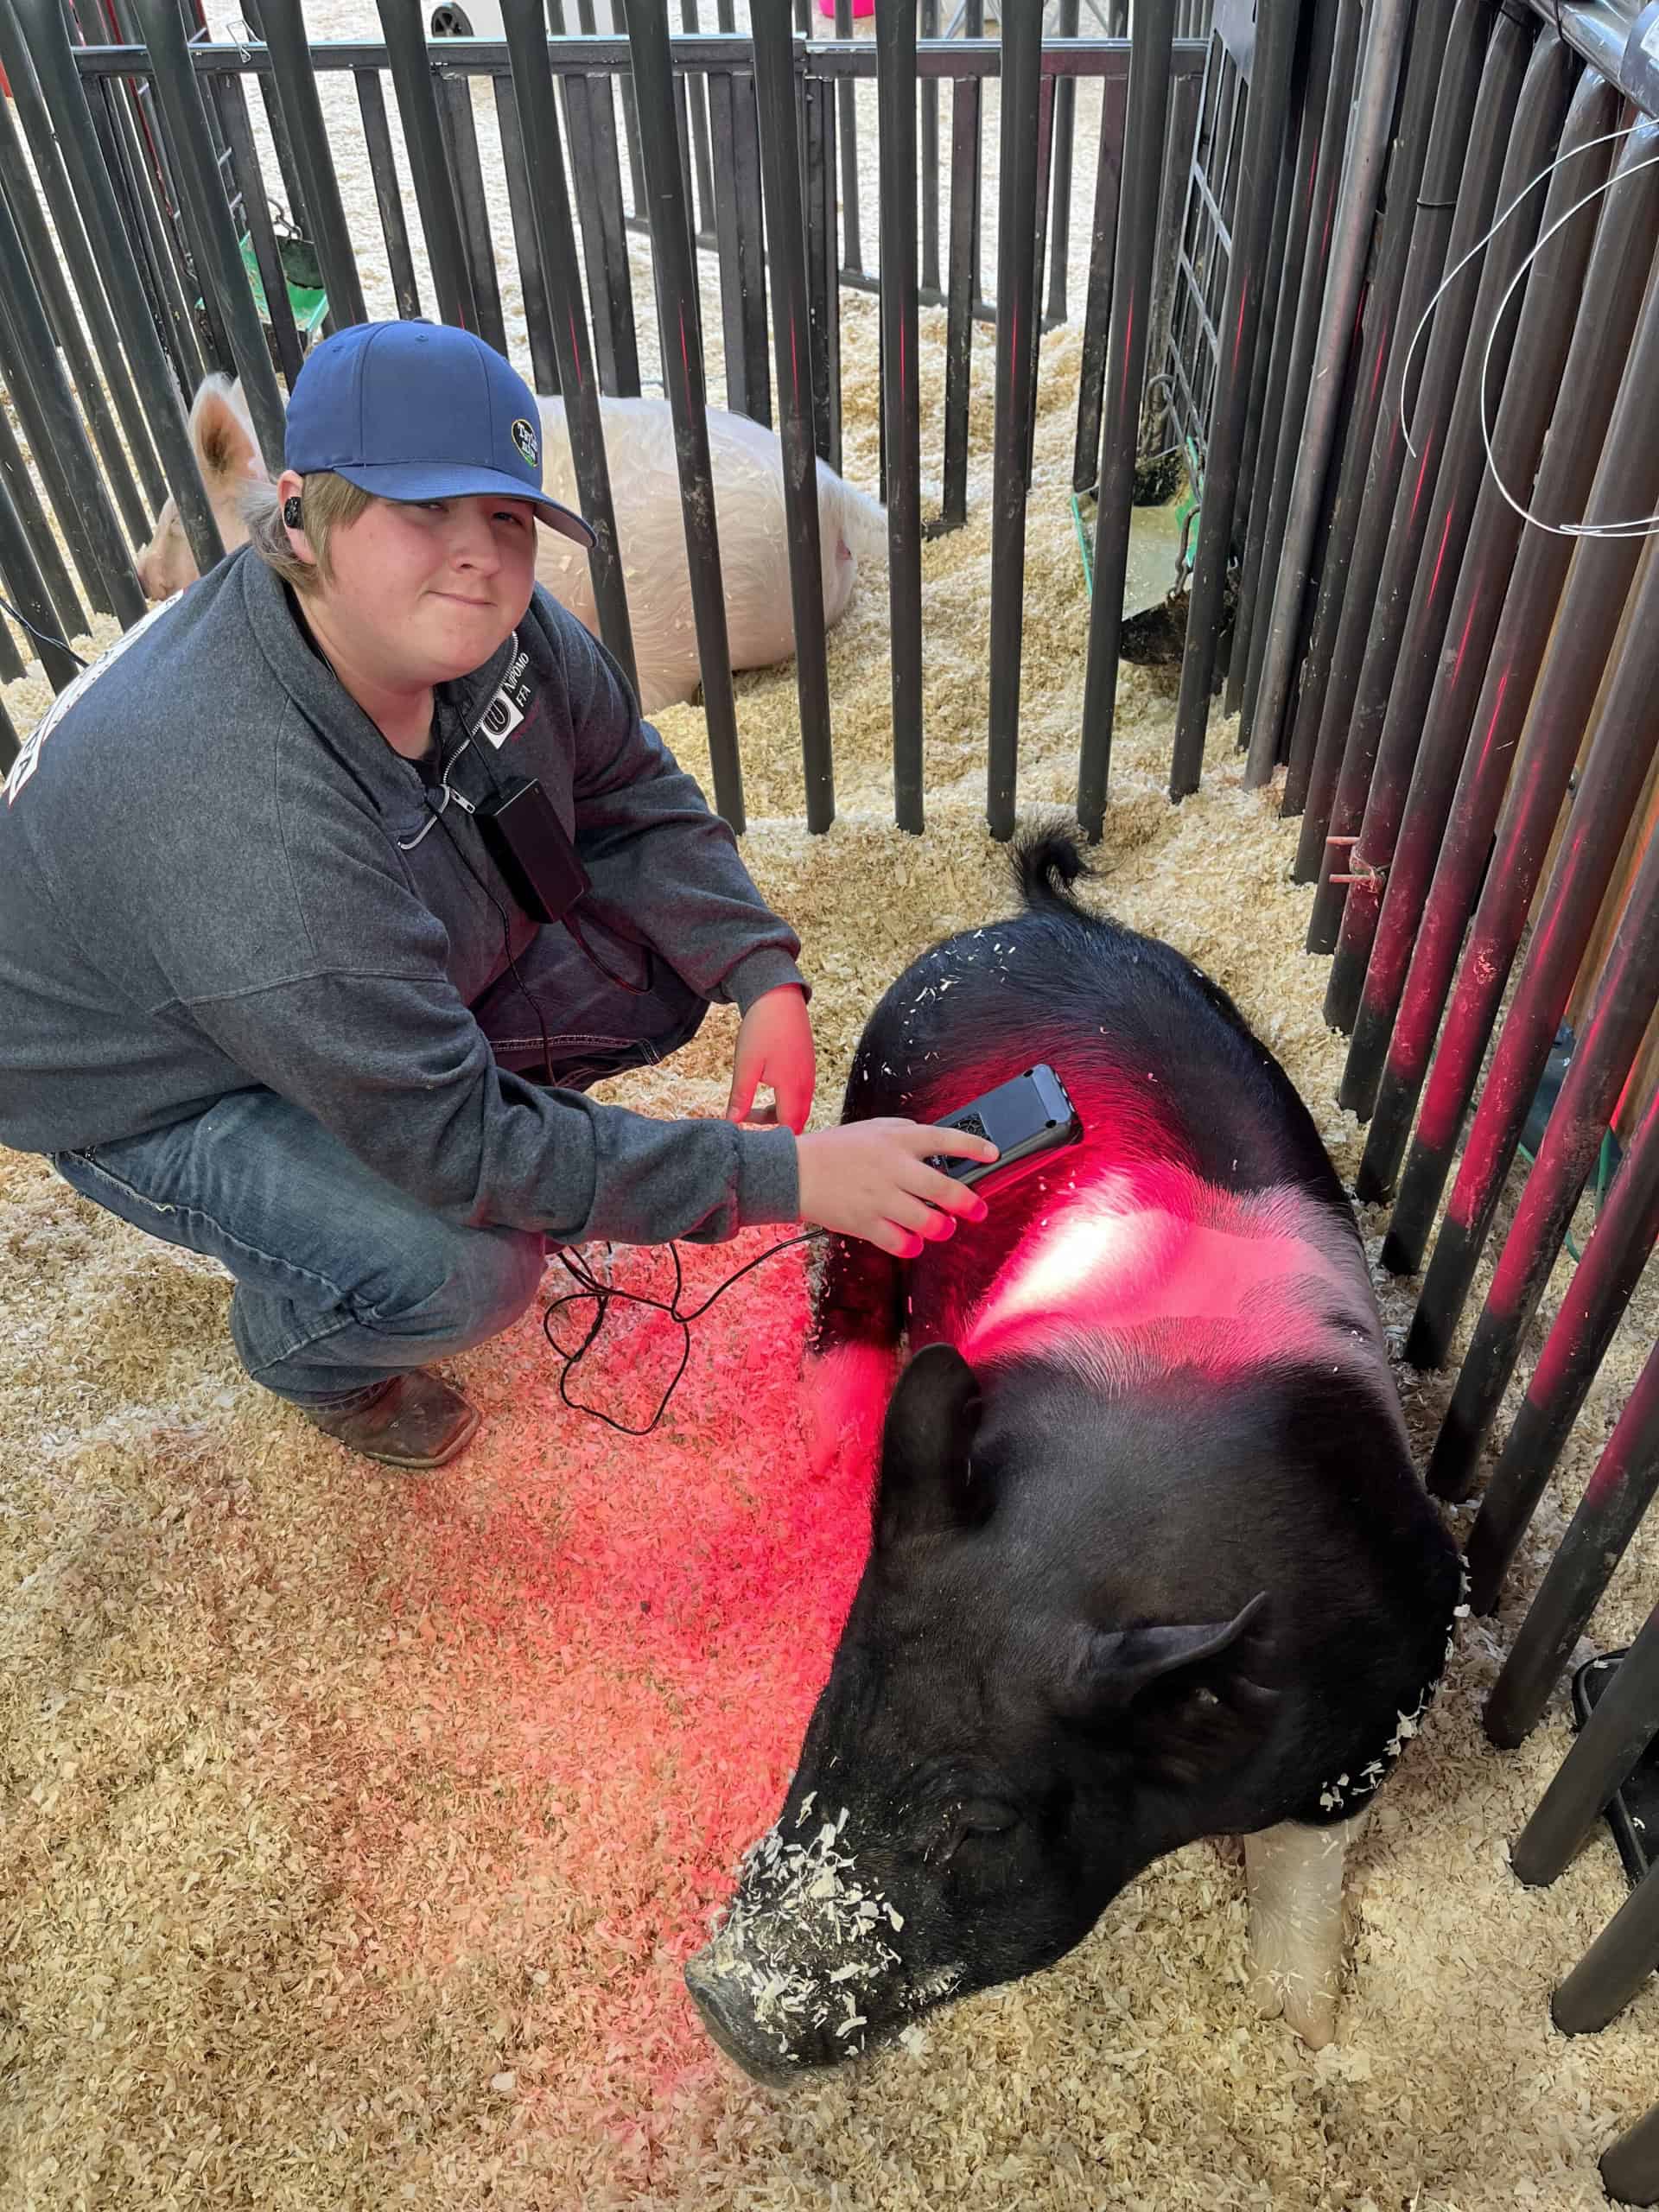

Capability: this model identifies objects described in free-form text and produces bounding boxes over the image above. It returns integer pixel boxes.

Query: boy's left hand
[726,984,816,1133]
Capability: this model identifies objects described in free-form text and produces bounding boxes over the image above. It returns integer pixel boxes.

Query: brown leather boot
[301,1371,480,1471]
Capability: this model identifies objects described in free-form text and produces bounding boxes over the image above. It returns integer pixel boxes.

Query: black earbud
[283,495,303,529]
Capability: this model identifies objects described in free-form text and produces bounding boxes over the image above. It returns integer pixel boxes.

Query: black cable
[541,1229,827,1436]
[0,592,88,669]
[431,708,805,1435]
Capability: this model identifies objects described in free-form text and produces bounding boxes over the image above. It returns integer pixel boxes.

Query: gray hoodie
[0,549,804,1244]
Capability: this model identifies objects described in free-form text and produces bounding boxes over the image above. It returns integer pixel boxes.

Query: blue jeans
[49,925,708,1413]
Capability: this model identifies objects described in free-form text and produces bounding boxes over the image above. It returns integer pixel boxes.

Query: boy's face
[321,493,540,688]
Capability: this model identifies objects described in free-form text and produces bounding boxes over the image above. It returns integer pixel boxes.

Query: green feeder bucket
[1071,443,1202,667]
[238,228,329,340]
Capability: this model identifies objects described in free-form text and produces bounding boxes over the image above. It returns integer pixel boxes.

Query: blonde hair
[241,471,374,594]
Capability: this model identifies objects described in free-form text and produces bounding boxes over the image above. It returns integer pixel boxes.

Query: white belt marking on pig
[963,1172,1383,1389]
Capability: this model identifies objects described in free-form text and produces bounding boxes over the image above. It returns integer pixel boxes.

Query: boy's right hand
[795,1119,999,1257]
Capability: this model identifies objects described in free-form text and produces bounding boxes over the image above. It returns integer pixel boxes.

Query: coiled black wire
[542,1230,827,1436]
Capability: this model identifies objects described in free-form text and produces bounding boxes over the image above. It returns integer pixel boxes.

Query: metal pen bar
[1485,1340,1659,1751]
[938,64,985,531]
[1601,2097,1659,2209]
[1320,33,1578,1027]
[0,454,85,686]
[494,73,558,392]
[985,0,1041,840]
[0,685,17,773]
[499,0,636,693]
[557,75,609,384]
[1139,58,1199,467]
[1282,0,1485,835]
[587,73,642,395]
[0,179,138,622]
[1426,818,1659,1502]
[209,73,304,389]
[1382,363,1659,1284]
[0,79,150,544]
[1070,67,1126,496]
[804,72,841,468]
[1407,546,1659,1376]
[1230,0,1348,724]
[107,0,236,381]
[834,0,862,276]
[128,0,286,475]
[752,1,834,833]
[1226,29,1303,715]
[1301,14,1541,953]
[709,68,751,414]
[1466,1077,1659,1618]
[673,71,702,295]
[1335,73,1626,1112]
[968,0,985,326]
[1356,127,1659,1211]
[240,36,321,337]
[354,67,423,321]
[877,0,924,833]
[0,613,23,687]
[1510,1599,1659,1903]
[1045,0,1080,327]
[921,0,940,296]
[1167,0,1297,800]
[558,76,620,390]
[617,58,649,226]
[1553,1815,1659,2033]
[1076,0,1173,838]
[1025,65,1056,486]
[682,0,716,239]
[732,67,772,425]
[67,34,1206,79]
[247,0,369,328]
[441,76,510,359]
[99,70,207,404]
[625,0,743,829]
[1235,0,1359,744]
[0,28,164,514]
[374,0,480,332]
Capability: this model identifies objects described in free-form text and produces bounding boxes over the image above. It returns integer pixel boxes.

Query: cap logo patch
[510,416,539,468]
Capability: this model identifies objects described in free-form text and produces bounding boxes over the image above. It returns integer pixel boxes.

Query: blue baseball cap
[284,320,594,547]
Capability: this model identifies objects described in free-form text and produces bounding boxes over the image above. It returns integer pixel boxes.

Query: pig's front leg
[799,1233,903,1477]
[1243,1808,1369,2050]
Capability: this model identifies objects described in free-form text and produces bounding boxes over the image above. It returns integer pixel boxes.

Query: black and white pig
[684,830,1463,2079]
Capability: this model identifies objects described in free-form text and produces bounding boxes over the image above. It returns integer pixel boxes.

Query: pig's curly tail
[1013,823,1094,916]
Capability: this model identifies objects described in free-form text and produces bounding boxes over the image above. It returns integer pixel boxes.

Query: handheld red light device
[930,1064,1084,1193]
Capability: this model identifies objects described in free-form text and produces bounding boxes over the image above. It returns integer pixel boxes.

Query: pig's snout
[683,1950,805,2087]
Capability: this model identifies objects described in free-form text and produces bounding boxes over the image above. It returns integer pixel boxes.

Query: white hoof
[1243,1809,1368,2051]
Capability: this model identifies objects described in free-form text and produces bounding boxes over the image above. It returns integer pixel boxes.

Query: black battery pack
[931,1064,1084,1193]
[474,774,590,926]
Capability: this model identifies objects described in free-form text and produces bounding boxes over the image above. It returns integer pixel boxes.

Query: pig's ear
[874,1343,988,1547]
[1060,1592,1279,1767]
[190,375,266,486]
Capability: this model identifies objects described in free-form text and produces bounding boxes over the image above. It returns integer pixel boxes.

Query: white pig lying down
[685,828,1467,2081]
[136,374,878,715]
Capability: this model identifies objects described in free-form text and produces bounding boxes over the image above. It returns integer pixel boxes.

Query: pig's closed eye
[955,1797,1021,1840]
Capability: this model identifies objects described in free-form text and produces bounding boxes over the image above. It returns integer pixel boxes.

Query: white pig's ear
[190,375,266,487]
[1058,1591,1277,1759]
[874,1343,988,1548]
